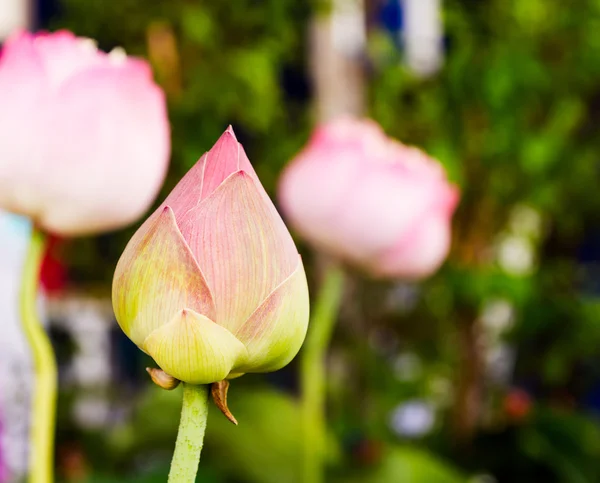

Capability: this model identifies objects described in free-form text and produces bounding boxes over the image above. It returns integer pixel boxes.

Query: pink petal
[332,163,442,258]
[112,206,215,346]
[310,116,387,153]
[37,60,169,234]
[200,127,243,198]
[32,30,107,88]
[0,31,47,218]
[161,126,260,221]
[0,30,45,86]
[200,126,261,198]
[281,154,441,264]
[235,257,309,373]
[278,147,363,251]
[161,153,207,219]
[177,171,298,333]
[371,185,458,278]
[371,215,452,279]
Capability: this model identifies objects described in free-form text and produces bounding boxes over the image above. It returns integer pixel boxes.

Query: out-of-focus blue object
[0,210,33,483]
[378,0,404,42]
[376,0,444,76]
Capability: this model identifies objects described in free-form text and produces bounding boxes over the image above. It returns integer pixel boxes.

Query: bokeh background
[4,0,600,481]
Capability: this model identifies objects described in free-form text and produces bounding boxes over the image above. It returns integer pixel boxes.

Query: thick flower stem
[168,383,209,482]
[301,263,345,483]
[20,227,57,483]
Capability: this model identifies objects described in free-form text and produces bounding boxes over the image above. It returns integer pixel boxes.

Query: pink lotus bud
[112,128,309,384]
[278,117,459,279]
[0,30,170,235]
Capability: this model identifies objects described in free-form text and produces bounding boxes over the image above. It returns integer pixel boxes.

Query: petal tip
[229,169,258,187]
[158,205,177,222]
[225,125,237,139]
[221,170,250,184]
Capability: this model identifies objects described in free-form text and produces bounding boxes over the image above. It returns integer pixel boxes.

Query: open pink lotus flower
[279,117,459,279]
[113,128,309,384]
[0,30,169,235]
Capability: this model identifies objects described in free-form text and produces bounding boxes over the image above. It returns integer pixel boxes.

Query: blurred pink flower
[278,117,459,279]
[0,30,170,235]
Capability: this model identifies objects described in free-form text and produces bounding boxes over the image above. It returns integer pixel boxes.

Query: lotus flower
[0,30,169,235]
[278,117,459,279]
[112,128,309,384]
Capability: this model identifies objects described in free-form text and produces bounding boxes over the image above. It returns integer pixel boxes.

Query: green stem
[168,383,209,482]
[20,227,57,483]
[301,263,345,483]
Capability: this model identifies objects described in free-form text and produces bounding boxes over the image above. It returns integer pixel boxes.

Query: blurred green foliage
[342,447,465,483]
[51,0,600,481]
[368,0,600,481]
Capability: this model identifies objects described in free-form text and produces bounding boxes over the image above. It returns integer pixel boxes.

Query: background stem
[20,227,57,483]
[452,314,483,444]
[168,383,209,482]
[301,263,345,483]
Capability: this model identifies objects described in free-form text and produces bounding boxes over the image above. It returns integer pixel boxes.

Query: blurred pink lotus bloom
[278,117,459,279]
[0,30,170,235]
[113,127,309,384]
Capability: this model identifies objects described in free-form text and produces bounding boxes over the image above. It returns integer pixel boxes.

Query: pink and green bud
[112,128,309,384]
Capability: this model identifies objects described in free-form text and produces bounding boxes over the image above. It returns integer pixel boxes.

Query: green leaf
[341,446,467,483]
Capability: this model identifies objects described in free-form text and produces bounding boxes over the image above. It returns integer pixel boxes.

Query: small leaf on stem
[146,367,181,390]
[211,380,238,425]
